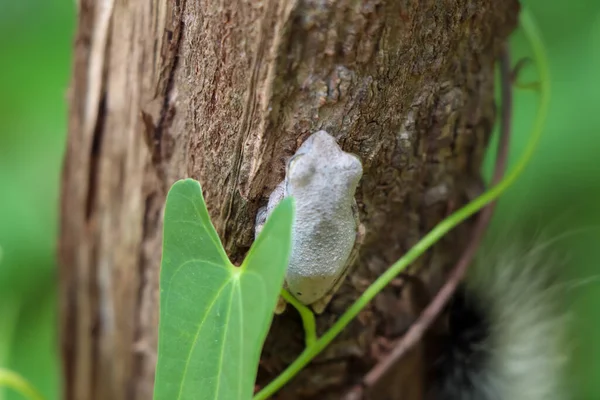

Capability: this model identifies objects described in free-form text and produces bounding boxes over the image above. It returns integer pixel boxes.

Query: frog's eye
[287,153,315,188]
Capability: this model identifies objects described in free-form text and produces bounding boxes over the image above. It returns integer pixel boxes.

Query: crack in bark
[85,93,107,220]
[217,0,282,244]
[153,0,187,163]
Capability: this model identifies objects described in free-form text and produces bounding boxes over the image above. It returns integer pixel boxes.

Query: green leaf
[154,179,293,400]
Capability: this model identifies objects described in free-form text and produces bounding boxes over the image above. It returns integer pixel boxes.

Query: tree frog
[255,130,363,314]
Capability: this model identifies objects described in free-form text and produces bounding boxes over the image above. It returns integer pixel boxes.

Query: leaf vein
[175,279,232,400]
[213,280,236,400]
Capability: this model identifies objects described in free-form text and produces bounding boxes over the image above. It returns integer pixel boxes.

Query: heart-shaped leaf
[154,179,293,400]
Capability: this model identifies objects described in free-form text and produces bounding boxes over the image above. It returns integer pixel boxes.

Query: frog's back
[286,207,357,304]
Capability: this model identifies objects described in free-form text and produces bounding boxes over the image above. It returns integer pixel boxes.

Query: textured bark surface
[59,0,519,399]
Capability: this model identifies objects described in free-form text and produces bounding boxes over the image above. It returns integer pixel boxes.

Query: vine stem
[253,7,550,400]
[0,369,45,400]
[280,289,317,347]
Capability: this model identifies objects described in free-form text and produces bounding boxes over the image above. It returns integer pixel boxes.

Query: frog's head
[286,130,363,197]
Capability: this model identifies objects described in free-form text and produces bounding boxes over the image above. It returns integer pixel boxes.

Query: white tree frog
[255,130,363,314]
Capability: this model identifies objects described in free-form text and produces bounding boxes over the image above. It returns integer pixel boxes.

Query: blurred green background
[0,1,74,400]
[0,1,598,399]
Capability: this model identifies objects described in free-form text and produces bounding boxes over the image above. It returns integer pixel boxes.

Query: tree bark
[59,0,519,399]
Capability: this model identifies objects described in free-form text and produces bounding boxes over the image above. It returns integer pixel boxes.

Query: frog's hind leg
[274,295,288,314]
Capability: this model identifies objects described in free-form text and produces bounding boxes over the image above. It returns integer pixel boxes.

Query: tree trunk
[59,0,519,399]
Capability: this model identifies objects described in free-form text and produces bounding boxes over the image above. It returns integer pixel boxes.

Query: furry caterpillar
[427,241,570,400]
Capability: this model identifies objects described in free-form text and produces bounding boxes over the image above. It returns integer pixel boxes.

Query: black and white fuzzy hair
[427,240,571,400]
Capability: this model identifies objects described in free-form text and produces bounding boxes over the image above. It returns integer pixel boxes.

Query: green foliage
[0,2,73,400]
[154,179,293,400]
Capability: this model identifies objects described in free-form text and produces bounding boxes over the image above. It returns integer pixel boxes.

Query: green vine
[253,7,550,400]
[280,290,317,347]
[0,369,45,400]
